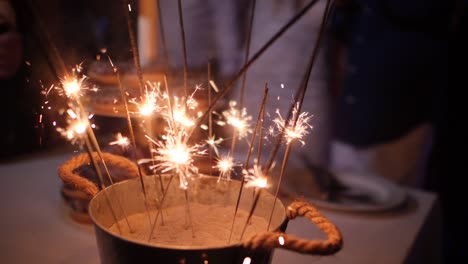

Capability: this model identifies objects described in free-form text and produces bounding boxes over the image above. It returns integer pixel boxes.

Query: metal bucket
[89,175,289,264]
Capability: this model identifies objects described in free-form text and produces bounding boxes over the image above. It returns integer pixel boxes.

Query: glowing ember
[205,135,223,157]
[243,164,269,189]
[60,75,88,98]
[109,133,130,149]
[56,109,91,145]
[141,133,205,189]
[130,83,163,117]
[242,257,252,264]
[278,235,285,245]
[222,101,252,139]
[273,103,312,145]
[215,156,235,182]
[173,109,195,127]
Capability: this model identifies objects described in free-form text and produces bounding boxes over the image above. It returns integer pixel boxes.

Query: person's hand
[0,1,22,80]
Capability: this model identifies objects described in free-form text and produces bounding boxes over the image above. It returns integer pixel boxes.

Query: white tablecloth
[0,150,441,264]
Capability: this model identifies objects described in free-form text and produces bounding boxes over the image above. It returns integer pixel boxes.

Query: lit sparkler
[60,75,87,98]
[206,135,223,157]
[129,82,163,117]
[239,163,270,241]
[215,155,235,182]
[272,103,312,145]
[222,101,252,139]
[56,109,92,145]
[267,103,313,231]
[142,132,205,190]
[109,133,130,149]
[243,164,269,189]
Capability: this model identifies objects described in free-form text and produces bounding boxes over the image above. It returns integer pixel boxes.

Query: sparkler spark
[141,133,206,190]
[109,133,130,149]
[173,108,195,127]
[130,83,163,117]
[59,75,88,99]
[243,164,269,189]
[222,101,252,139]
[168,95,200,129]
[273,104,312,145]
[215,155,235,182]
[56,109,91,145]
[205,135,223,157]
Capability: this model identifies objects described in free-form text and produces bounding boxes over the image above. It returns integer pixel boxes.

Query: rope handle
[57,152,139,198]
[243,200,343,255]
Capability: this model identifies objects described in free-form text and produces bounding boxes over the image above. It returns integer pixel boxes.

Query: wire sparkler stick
[156,0,169,68]
[83,136,125,234]
[60,75,136,231]
[147,174,174,241]
[163,75,176,131]
[239,165,269,241]
[225,0,257,180]
[177,0,189,100]
[266,106,313,230]
[228,85,268,243]
[256,95,266,164]
[264,0,333,230]
[238,0,256,109]
[184,187,195,238]
[190,0,321,142]
[207,62,213,176]
[122,0,145,95]
[145,114,167,225]
[263,0,333,174]
[58,109,128,233]
[143,130,203,240]
[115,66,154,229]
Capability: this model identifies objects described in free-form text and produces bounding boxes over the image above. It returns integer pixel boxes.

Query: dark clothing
[332,0,450,147]
[1,75,40,159]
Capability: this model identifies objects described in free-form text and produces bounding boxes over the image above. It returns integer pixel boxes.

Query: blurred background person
[0,0,39,159]
[329,0,456,261]
[329,0,451,187]
[0,0,65,160]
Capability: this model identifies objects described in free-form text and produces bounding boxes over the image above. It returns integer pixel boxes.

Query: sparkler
[122,0,144,95]
[142,131,206,239]
[56,108,131,233]
[114,62,154,229]
[129,81,167,226]
[263,0,332,173]
[272,103,313,146]
[109,133,130,150]
[267,104,312,230]
[215,156,235,182]
[262,0,332,230]
[129,82,163,118]
[57,70,136,232]
[228,85,268,243]
[206,135,223,158]
[177,0,189,100]
[222,101,252,140]
[239,164,269,241]
[190,0,321,140]
[238,0,256,109]
[144,133,204,189]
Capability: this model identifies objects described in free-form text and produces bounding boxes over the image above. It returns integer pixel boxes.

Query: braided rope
[57,152,139,198]
[243,200,343,255]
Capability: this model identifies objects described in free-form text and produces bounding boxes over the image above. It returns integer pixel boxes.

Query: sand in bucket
[109,203,268,247]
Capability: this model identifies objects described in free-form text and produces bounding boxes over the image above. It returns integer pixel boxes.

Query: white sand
[109,202,269,248]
